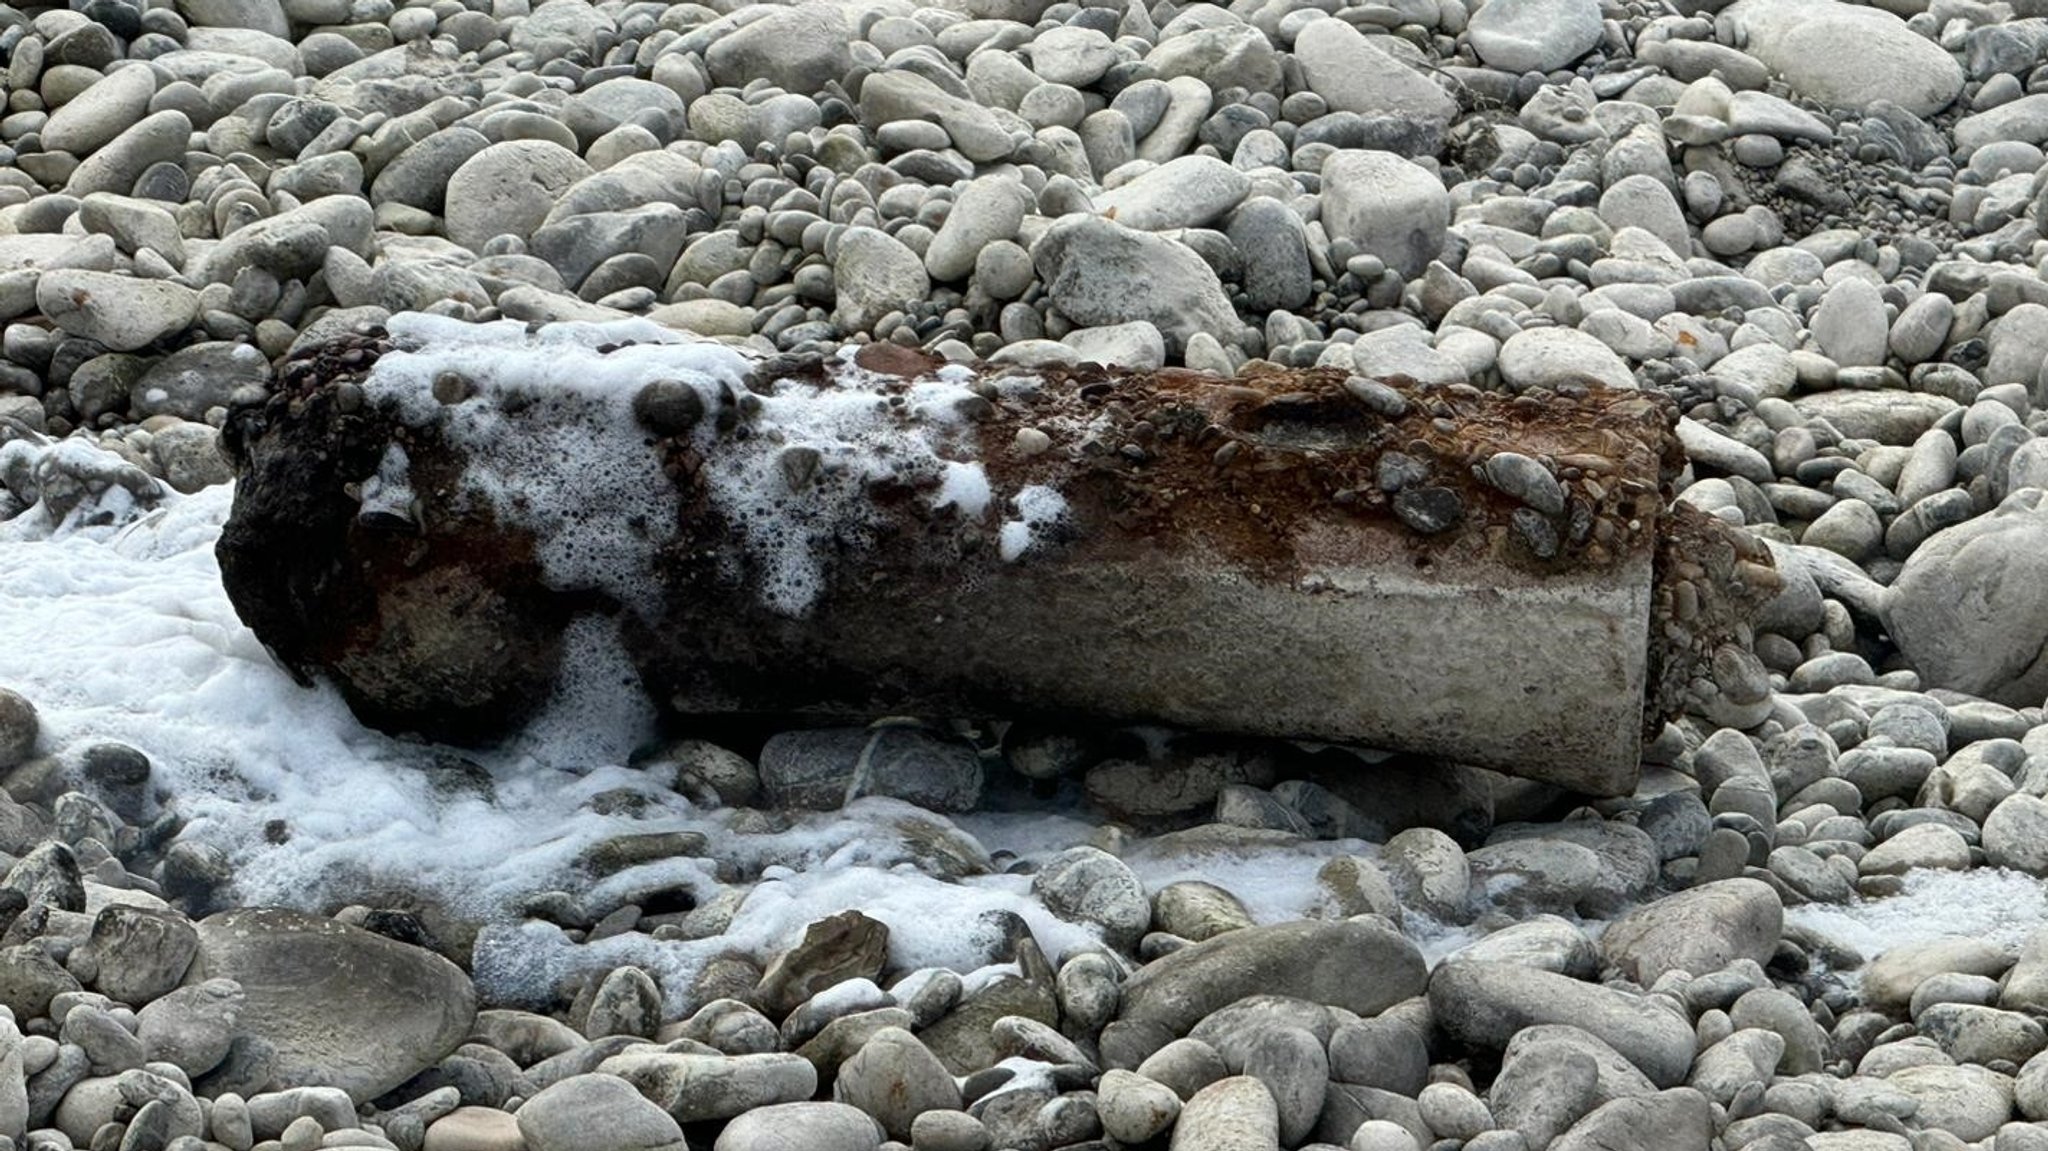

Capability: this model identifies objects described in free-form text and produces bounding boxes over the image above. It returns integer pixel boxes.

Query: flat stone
[1118,919,1424,1036]
[186,909,474,1102]
[1428,961,1698,1087]
[1467,0,1603,72]
[1293,19,1456,153]
[36,271,196,352]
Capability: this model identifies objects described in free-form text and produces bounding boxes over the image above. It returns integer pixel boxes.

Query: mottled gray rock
[66,111,191,197]
[35,271,196,352]
[1467,0,1602,71]
[1063,322,1168,371]
[41,64,158,156]
[1227,197,1312,313]
[136,978,241,1078]
[1444,916,1599,979]
[714,1101,880,1151]
[1984,793,2048,875]
[517,1073,683,1151]
[1094,156,1250,231]
[1811,278,1890,368]
[833,1027,959,1141]
[757,728,981,813]
[197,197,374,285]
[1551,1088,1712,1151]
[1033,847,1150,950]
[1600,878,1782,984]
[1119,919,1424,1035]
[1466,838,1604,916]
[1887,488,2048,704]
[1867,939,2012,1013]
[1151,881,1253,943]
[1320,151,1448,280]
[1379,827,1471,919]
[1918,1003,2047,1067]
[1293,19,1456,152]
[1791,391,1959,445]
[149,422,234,495]
[370,127,490,213]
[1099,1068,1181,1143]
[1721,0,1963,116]
[1491,1044,1600,1148]
[1884,1064,2014,1141]
[858,70,1018,164]
[1240,1024,1326,1146]
[74,906,197,1007]
[1033,215,1242,355]
[1145,23,1282,94]
[187,909,474,1101]
[0,691,34,771]
[599,1051,817,1123]
[1599,175,1690,258]
[1429,962,1697,1087]
[705,6,851,94]
[128,341,269,422]
[832,227,931,334]
[1498,328,1636,392]
[925,177,1031,283]
[444,140,593,251]
[1169,1075,1278,1151]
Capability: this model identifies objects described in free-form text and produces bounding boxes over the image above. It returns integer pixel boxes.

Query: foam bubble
[1788,866,2048,961]
[365,317,752,615]
[998,485,1068,563]
[933,461,992,519]
[371,317,1081,617]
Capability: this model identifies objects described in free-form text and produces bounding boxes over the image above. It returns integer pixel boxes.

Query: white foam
[472,819,1105,1011]
[998,485,1068,563]
[355,443,414,526]
[0,477,1118,1010]
[1123,836,1376,924]
[365,316,752,613]
[370,317,1072,617]
[1788,867,2048,961]
[693,365,994,617]
[0,435,165,540]
[933,461,992,519]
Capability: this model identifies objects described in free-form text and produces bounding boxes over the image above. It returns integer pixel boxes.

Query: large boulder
[444,141,593,252]
[1032,215,1243,355]
[186,909,475,1102]
[1598,879,1783,984]
[1885,488,2048,706]
[704,6,852,93]
[1320,151,1449,281]
[1721,0,1962,116]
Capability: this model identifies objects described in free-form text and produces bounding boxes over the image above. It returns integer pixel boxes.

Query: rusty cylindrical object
[217,315,1773,795]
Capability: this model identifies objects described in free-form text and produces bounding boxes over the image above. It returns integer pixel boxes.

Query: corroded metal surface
[218,318,1771,794]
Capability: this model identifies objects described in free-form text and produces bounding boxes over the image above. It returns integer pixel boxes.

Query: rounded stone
[0,689,35,770]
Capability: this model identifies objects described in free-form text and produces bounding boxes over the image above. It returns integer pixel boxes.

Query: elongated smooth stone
[217,314,1771,794]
